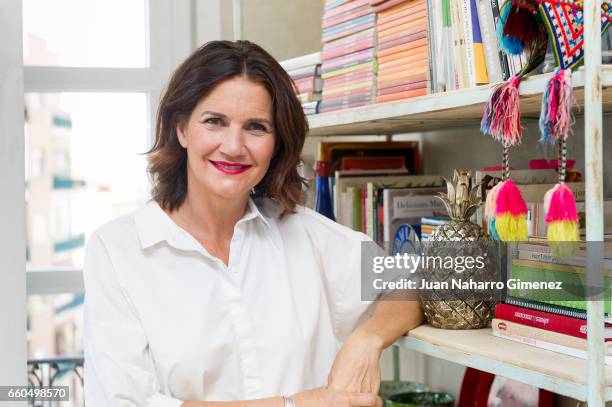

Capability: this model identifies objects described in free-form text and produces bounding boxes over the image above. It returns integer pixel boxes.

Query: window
[25,92,149,268]
[22,4,192,401]
[23,0,148,68]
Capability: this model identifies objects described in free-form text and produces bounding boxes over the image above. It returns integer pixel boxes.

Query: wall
[241,0,324,60]
[0,0,28,390]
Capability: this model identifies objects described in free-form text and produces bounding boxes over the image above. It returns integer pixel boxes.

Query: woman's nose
[219,124,246,157]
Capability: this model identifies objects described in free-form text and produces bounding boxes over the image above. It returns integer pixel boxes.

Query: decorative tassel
[543,140,580,257]
[494,179,528,241]
[485,182,503,240]
[481,75,523,147]
[539,69,574,144]
[501,2,541,54]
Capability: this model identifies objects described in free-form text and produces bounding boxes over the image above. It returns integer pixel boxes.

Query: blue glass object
[314,161,335,221]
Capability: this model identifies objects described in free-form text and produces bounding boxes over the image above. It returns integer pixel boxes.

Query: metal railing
[27,355,84,407]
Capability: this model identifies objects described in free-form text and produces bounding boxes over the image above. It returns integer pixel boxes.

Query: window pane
[23,0,148,67]
[25,93,150,268]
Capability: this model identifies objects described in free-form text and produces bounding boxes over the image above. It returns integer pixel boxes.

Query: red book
[495,303,612,340]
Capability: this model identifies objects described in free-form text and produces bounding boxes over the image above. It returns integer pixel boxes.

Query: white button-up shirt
[83,197,374,406]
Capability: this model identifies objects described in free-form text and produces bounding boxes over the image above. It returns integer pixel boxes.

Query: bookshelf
[398,325,612,401]
[307,66,612,136]
[298,0,608,401]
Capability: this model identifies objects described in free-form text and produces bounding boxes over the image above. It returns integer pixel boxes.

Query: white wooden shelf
[308,67,612,136]
[396,324,612,401]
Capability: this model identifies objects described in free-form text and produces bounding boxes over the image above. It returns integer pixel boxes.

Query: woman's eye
[249,123,267,132]
[204,117,222,125]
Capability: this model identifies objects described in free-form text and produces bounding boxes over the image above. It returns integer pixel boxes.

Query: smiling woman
[81,40,423,407]
[147,40,307,215]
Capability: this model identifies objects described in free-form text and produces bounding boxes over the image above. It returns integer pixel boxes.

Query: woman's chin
[207,185,254,201]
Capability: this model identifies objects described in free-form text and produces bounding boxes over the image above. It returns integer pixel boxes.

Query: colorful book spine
[475,0,503,83]
[495,303,612,339]
[469,0,489,84]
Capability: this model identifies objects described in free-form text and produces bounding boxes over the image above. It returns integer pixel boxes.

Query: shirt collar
[134,197,273,251]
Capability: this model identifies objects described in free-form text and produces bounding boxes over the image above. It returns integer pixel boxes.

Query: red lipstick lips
[209,160,252,175]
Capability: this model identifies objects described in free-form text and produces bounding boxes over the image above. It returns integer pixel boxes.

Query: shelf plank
[396,324,612,401]
[308,67,612,136]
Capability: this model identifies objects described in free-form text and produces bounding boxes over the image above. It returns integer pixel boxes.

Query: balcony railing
[28,355,84,406]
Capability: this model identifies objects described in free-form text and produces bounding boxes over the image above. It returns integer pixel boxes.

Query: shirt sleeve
[83,232,184,407]
[302,209,378,344]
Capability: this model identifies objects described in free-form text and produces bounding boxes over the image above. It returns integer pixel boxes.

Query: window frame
[23,0,194,294]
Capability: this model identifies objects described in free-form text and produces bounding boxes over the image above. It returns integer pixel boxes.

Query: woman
[82,40,423,407]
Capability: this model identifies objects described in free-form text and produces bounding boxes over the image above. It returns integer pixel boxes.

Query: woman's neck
[179,187,249,243]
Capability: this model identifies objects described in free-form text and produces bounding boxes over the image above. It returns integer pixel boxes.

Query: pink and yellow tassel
[494,178,528,241]
[539,69,580,255]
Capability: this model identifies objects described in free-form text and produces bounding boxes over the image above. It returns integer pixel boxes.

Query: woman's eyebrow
[200,110,272,127]
[200,110,227,119]
[249,118,273,127]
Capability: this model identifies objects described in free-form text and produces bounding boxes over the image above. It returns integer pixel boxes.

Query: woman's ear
[176,121,188,149]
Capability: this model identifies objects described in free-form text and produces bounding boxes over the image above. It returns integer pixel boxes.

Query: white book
[382,187,446,244]
[492,330,612,365]
[279,52,321,71]
[460,0,476,87]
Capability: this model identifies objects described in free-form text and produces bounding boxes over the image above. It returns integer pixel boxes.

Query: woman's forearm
[182,396,284,407]
[356,300,424,350]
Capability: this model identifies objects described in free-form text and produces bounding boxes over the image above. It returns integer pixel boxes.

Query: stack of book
[280,52,322,115]
[315,140,447,243]
[334,172,445,244]
[320,0,377,113]
[493,238,612,363]
[373,0,431,102]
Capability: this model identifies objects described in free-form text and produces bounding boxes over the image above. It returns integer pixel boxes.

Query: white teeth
[213,162,248,170]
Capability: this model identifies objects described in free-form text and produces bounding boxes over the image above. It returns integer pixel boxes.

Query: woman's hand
[327,328,384,395]
[292,387,382,407]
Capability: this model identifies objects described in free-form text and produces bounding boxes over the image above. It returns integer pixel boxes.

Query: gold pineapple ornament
[420,169,499,329]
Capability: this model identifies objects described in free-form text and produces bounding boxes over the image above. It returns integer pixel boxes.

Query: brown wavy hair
[147,40,307,215]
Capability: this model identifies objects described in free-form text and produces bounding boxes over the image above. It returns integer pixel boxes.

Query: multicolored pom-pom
[544,183,580,257]
[494,179,528,241]
[485,182,503,240]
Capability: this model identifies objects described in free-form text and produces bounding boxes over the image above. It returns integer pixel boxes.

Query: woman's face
[177,76,275,203]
